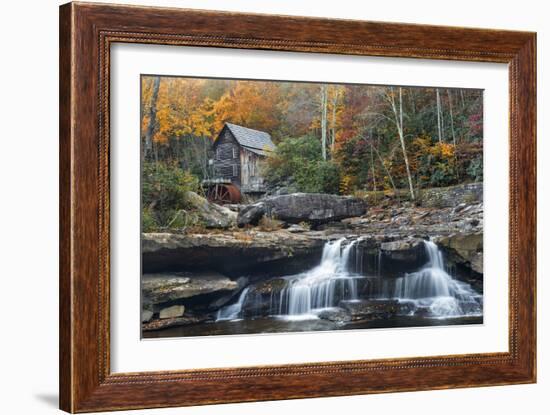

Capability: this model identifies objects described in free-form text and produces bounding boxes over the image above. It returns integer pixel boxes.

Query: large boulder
[237,204,266,227]
[237,193,367,227]
[436,232,483,274]
[184,191,237,229]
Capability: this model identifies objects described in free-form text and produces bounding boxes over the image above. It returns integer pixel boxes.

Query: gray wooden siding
[240,149,266,192]
[213,129,241,186]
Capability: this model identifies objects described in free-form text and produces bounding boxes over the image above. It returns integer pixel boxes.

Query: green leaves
[466,156,483,182]
[264,136,341,194]
[142,161,200,229]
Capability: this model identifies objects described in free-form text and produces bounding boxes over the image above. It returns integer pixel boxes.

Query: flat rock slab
[142,230,326,274]
[142,314,210,331]
[142,271,238,304]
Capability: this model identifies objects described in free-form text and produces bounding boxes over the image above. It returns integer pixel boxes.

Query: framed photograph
[59,2,536,412]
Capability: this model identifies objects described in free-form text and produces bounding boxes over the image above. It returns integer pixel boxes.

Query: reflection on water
[143,315,483,339]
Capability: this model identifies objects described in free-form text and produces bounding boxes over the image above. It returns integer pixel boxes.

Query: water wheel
[206,183,241,204]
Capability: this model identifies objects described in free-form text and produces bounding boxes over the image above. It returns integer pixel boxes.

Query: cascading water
[216,287,250,321]
[277,238,361,317]
[393,240,482,317]
[216,238,482,322]
[216,238,363,321]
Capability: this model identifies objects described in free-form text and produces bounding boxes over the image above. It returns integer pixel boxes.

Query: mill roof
[218,123,275,152]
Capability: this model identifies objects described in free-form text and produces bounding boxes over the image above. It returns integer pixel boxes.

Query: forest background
[140,76,483,230]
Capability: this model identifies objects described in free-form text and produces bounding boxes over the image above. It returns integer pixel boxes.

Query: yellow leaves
[210,81,281,134]
[439,143,455,158]
[153,78,283,141]
[411,135,455,160]
[143,77,218,143]
[339,175,354,195]
[141,77,347,148]
[309,84,345,135]
[431,142,455,159]
[412,135,432,151]
[153,131,167,144]
[141,79,152,109]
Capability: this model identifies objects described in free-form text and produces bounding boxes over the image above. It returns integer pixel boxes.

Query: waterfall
[216,238,482,322]
[393,240,482,317]
[276,238,361,317]
[216,287,250,321]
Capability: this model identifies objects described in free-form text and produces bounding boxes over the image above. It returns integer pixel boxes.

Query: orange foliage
[211,81,281,134]
[434,142,455,158]
[141,76,217,144]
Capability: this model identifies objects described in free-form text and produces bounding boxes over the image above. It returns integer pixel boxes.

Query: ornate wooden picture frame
[59,2,536,412]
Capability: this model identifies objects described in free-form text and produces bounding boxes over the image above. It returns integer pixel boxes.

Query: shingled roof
[222,123,275,152]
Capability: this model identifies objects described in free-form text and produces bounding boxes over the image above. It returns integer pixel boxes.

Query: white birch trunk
[447,89,456,146]
[436,88,442,143]
[330,88,338,155]
[389,87,415,200]
[320,85,328,160]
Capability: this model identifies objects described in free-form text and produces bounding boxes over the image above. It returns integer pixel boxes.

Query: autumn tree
[387,87,415,200]
[211,81,282,135]
[143,76,160,159]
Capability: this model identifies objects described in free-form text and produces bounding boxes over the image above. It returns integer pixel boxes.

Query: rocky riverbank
[142,183,484,333]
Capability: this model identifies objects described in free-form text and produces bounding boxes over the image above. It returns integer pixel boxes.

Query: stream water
[145,238,483,338]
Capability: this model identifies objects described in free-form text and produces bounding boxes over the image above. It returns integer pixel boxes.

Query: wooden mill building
[208,123,275,200]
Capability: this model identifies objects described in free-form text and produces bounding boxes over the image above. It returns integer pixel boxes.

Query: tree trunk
[409,88,417,116]
[320,85,328,161]
[330,88,339,155]
[145,76,161,159]
[447,89,456,146]
[447,89,459,180]
[398,88,415,200]
[436,88,442,143]
[370,139,377,192]
[388,87,415,200]
[366,138,397,194]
